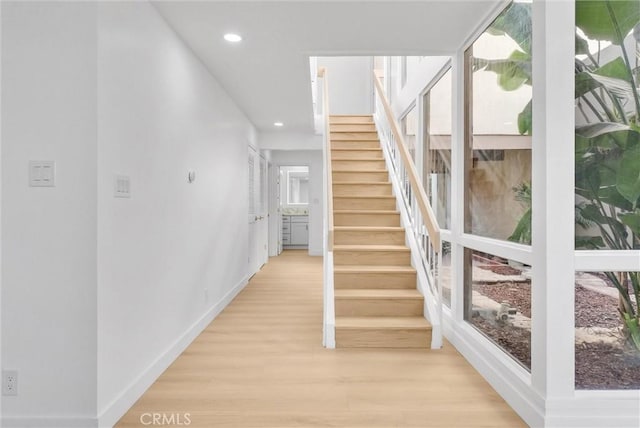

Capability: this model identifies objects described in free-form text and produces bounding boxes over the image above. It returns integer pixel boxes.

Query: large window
[464,1,533,369]
[424,68,452,230]
[465,1,532,244]
[401,105,418,162]
[574,0,640,390]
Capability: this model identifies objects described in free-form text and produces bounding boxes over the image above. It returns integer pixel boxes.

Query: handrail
[372,71,441,250]
[318,66,335,348]
[318,67,334,250]
[372,70,443,348]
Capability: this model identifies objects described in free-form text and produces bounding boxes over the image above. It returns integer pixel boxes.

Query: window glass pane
[402,105,418,162]
[374,56,385,89]
[441,241,452,308]
[574,1,640,252]
[575,271,640,390]
[426,69,452,229]
[405,56,422,86]
[466,1,532,244]
[464,248,531,370]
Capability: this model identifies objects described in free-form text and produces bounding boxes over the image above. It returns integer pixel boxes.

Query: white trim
[458,0,512,53]
[97,275,250,428]
[545,393,640,427]
[323,251,335,349]
[575,250,640,272]
[443,313,545,428]
[459,233,533,266]
[2,416,98,428]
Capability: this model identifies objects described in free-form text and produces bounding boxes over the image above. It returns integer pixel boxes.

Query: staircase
[330,115,432,348]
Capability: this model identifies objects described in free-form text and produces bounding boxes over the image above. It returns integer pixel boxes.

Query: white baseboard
[2,416,97,428]
[97,275,250,428]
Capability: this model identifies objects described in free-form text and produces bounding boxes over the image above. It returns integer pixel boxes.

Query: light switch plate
[29,161,55,187]
[114,175,131,198]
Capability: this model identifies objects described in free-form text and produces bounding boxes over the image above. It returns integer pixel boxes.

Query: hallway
[116,250,525,427]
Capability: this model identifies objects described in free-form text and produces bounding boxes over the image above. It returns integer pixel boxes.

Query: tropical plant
[478,0,640,349]
[508,182,532,244]
[574,0,640,350]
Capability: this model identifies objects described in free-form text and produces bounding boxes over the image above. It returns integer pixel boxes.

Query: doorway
[278,166,310,252]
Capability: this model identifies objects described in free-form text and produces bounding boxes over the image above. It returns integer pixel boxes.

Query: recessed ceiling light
[224,33,242,43]
[274,122,284,127]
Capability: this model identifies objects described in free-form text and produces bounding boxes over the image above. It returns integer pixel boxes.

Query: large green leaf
[487,2,532,53]
[575,122,630,138]
[619,212,640,236]
[595,57,632,81]
[576,0,640,45]
[508,208,531,244]
[518,100,532,136]
[575,235,605,249]
[475,50,531,91]
[576,32,591,56]
[616,144,640,205]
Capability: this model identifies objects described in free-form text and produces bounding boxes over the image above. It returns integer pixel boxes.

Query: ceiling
[153,1,502,133]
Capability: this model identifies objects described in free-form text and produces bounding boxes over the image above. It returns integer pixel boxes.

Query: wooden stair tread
[334,226,403,231]
[333,181,390,185]
[333,244,410,252]
[336,317,431,329]
[331,148,381,151]
[331,157,385,162]
[334,265,416,274]
[332,170,388,173]
[335,289,422,299]
[334,211,398,214]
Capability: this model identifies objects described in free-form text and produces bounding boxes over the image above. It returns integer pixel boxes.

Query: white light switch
[114,175,131,198]
[29,161,56,187]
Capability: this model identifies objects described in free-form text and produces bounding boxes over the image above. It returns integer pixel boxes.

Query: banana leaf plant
[476,0,640,349]
[575,0,640,350]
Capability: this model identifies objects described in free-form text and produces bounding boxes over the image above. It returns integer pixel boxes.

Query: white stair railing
[372,71,443,349]
[318,67,335,348]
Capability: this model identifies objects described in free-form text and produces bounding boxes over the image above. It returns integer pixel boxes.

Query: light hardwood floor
[116,250,526,427]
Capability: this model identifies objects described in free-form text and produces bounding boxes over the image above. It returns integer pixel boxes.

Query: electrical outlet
[3,370,18,396]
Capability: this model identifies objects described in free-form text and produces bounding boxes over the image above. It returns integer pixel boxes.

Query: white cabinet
[282,215,308,247]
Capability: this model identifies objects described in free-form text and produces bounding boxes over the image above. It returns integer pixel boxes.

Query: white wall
[97,2,257,425]
[260,131,322,150]
[268,151,323,256]
[316,57,373,115]
[2,2,98,425]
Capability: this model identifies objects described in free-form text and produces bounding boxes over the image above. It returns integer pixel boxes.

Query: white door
[248,147,259,276]
[258,155,269,266]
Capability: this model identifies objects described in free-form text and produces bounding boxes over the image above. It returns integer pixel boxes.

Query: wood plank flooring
[116,250,526,427]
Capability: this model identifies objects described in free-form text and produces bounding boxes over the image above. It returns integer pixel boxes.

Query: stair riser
[330,116,373,124]
[331,132,379,141]
[334,272,417,289]
[335,299,423,317]
[332,160,387,170]
[332,172,388,182]
[334,213,400,227]
[331,140,380,149]
[335,328,431,348]
[334,250,411,266]
[331,124,377,132]
[333,183,392,196]
[331,150,382,159]
[334,230,405,245]
[333,197,396,210]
